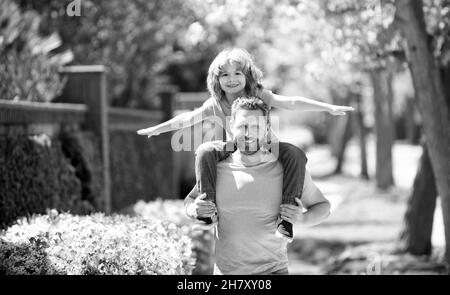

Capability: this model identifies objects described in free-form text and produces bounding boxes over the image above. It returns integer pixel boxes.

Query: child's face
[218,63,246,97]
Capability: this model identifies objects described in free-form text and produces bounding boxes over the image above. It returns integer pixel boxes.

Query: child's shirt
[196,90,273,141]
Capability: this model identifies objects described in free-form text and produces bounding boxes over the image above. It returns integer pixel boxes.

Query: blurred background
[0,0,449,275]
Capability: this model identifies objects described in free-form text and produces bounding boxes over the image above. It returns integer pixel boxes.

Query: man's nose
[244,126,250,136]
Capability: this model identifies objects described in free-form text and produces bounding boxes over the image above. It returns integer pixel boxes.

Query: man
[185,96,330,275]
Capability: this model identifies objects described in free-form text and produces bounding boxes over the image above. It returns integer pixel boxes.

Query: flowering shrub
[0,210,194,275]
[132,199,215,275]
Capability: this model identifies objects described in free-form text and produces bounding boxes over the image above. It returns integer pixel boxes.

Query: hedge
[58,130,104,211]
[131,199,215,275]
[0,130,92,229]
[109,130,176,211]
[0,210,194,275]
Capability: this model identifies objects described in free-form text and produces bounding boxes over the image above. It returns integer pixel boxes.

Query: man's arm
[280,170,331,227]
[297,199,331,227]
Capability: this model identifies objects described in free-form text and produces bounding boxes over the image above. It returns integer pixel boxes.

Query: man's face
[230,109,267,155]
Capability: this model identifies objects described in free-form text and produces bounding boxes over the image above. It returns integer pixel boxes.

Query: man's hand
[280,197,305,224]
[136,127,161,138]
[186,193,217,219]
[328,105,354,116]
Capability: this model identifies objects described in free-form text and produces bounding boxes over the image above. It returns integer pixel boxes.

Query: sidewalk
[287,140,447,274]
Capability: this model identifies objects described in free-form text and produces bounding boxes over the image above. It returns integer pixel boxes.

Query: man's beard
[237,139,261,155]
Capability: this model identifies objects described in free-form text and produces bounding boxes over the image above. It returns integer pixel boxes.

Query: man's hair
[231,96,269,120]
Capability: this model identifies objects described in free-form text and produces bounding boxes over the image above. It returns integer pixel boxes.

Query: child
[137,48,353,242]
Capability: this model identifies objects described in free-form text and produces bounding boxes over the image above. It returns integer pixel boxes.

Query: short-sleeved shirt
[197,90,273,141]
[214,150,318,275]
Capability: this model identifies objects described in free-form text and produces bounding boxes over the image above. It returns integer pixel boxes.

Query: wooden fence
[0,65,179,213]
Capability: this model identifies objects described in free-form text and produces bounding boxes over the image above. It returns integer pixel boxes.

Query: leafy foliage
[109,131,174,210]
[59,130,104,212]
[0,0,72,101]
[15,0,202,107]
[132,199,215,275]
[9,0,450,107]
[0,210,194,274]
[423,0,450,66]
[13,0,281,107]
[0,131,97,229]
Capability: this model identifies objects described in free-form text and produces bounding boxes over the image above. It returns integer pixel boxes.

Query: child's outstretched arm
[137,107,205,138]
[262,90,354,115]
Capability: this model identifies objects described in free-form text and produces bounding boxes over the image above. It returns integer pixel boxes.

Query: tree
[398,143,437,255]
[371,69,395,188]
[394,0,450,264]
[0,0,71,102]
[15,0,203,107]
[323,0,399,188]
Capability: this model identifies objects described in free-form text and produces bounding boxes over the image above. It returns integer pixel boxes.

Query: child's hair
[207,48,263,101]
[231,96,269,121]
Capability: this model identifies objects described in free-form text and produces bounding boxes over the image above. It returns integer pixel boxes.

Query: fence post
[158,85,177,122]
[157,85,180,197]
[58,65,111,214]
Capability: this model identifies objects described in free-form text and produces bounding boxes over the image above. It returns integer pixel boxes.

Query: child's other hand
[280,197,305,224]
[137,127,160,138]
[328,105,354,116]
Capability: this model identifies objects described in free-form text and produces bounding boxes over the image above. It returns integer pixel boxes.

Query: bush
[131,199,215,275]
[109,131,175,211]
[59,130,104,211]
[0,131,96,229]
[0,210,194,275]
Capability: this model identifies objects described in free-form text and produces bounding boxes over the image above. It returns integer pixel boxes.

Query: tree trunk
[371,69,395,189]
[328,88,351,158]
[398,143,437,255]
[395,0,450,264]
[405,96,418,144]
[354,91,369,180]
[440,63,450,114]
[334,112,353,174]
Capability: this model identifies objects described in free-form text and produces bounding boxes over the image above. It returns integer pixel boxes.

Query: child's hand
[137,127,161,138]
[280,197,305,224]
[187,193,217,219]
[328,105,354,116]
